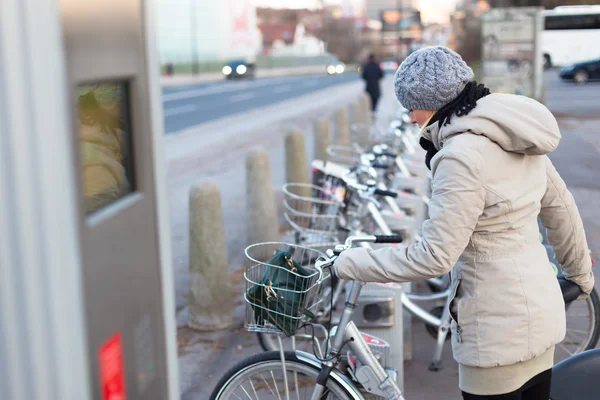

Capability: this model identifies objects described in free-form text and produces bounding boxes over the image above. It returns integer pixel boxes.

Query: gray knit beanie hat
[394,46,474,111]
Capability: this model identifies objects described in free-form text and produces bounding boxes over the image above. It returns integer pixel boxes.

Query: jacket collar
[422,121,443,151]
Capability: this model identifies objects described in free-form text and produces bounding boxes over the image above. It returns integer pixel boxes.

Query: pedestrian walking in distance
[335,46,594,400]
[361,53,384,113]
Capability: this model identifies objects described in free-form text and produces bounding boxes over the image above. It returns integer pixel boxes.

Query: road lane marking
[229,92,256,103]
[273,84,292,93]
[163,105,196,117]
[162,76,305,102]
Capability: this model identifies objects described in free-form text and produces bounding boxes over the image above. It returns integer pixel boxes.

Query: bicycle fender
[294,350,366,400]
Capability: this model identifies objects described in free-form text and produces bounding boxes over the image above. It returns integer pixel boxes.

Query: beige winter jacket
[335,93,595,369]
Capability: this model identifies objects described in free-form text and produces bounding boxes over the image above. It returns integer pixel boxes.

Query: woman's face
[409,109,435,128]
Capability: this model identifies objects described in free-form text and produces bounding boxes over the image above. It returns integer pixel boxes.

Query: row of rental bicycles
[209,109,600,400]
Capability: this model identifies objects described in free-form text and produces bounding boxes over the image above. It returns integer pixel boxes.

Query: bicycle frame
[311,278,405,400]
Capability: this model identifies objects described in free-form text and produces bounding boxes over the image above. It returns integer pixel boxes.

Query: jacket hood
[423,93,561,155]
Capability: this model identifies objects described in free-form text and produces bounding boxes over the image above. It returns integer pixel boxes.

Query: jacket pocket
[447,271,462,343]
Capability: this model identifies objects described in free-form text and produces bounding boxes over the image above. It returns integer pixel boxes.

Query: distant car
[222,59,255,80]
[327,58,345,75]
[380,59,399,72]
[559,58,600,84]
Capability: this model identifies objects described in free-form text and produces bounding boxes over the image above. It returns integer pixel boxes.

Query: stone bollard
[188,181,232,331]
[335,108,350,146]
[246,148,279,246]
[314,119,331,162]
[285,130,310,186]
[351,102,363,125]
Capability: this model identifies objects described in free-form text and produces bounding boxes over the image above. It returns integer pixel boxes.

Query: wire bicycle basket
[326,144,363,166]
[282,183,344,248]
[244,242,330,336]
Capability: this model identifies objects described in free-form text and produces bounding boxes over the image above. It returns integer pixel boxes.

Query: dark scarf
[419,81,491,170]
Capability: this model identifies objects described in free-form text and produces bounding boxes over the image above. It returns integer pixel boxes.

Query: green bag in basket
[246,250,316,335]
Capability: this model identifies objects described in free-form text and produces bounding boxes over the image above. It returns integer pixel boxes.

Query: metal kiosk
[0,0,179,399]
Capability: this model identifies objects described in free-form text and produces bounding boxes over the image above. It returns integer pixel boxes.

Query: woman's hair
[420,80,491,170]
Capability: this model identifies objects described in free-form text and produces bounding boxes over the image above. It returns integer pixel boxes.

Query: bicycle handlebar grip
[374,235,403,244]
[374,188,398,198]
[371,163,389,169]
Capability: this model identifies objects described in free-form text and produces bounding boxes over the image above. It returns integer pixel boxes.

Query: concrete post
[335,108,350,146]
[285,130,310,186]
[314,119,331,162]
[188,181,232,331]
[246,148,279,246]
[361,93,372,123]
[351,101,362,125]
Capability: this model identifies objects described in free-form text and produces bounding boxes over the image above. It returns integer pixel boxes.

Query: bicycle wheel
[209,351,357,400]
[555,287,600,363]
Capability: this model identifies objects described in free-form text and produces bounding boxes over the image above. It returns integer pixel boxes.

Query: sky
[251,0,458,24]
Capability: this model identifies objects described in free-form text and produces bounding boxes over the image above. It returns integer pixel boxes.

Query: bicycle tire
[580,287,600,350]
[209,351,360,400]
[555,287,600,363]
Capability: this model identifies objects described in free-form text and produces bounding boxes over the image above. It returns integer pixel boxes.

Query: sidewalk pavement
[160,65,332,87]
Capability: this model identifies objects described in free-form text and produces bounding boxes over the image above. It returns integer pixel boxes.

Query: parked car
[380,59,399,72]
[326,57,345,75]
[559,58,600,84]
[222,59,255,80]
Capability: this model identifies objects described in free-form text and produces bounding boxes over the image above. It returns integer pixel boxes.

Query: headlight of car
[236,64,247,74]
[335,65,345,74]
[327,65,336,75]
[222,66,232,75]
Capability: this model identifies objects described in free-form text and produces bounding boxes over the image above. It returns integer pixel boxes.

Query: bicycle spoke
[248,378,259,400]
[270,370,283,400]
[293,370,300,400]
[240,384,253,400]
[566,329,592,335]
[260,372,279,399]
[557,341,575,356]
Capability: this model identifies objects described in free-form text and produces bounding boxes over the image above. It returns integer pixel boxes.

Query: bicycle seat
[557,275,581,304]
[550,349,600,400]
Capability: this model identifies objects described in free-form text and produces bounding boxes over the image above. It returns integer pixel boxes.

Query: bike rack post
[188,181,233,331]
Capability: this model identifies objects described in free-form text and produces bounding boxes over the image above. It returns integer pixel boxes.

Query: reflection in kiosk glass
[77,83,134,213]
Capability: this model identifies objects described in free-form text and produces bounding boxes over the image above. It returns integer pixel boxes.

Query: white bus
[543,5,600,68]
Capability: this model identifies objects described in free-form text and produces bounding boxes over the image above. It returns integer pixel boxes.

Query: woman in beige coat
[334,46,595,399]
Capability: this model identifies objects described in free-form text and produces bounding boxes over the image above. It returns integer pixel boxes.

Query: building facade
[155,0,262,66]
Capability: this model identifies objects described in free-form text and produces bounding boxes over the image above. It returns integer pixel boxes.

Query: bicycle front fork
[310,320,405,400]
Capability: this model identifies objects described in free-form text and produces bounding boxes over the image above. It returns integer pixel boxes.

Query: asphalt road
[545,68,600,117]
[161,72,359,133]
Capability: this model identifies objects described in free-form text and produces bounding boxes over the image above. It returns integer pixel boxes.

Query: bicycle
[210,235,593,400]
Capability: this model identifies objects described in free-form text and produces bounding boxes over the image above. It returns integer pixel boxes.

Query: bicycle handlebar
[374,235,404,244]
[374,188,398,198]
[371,163,389,169]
